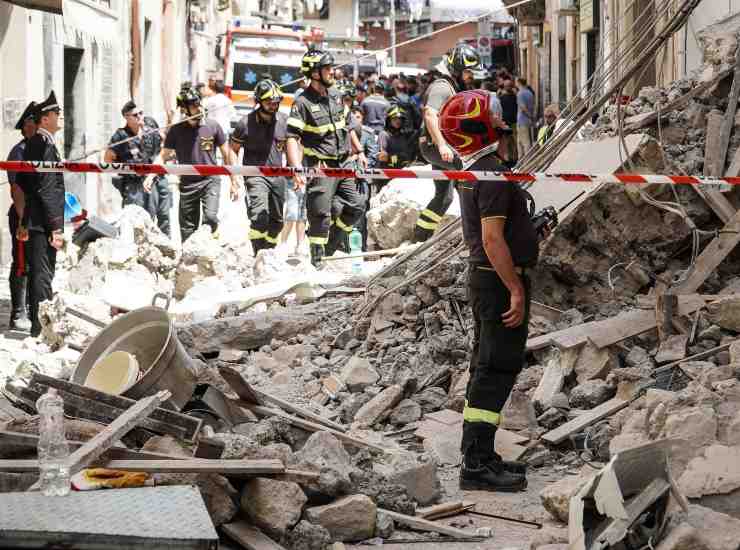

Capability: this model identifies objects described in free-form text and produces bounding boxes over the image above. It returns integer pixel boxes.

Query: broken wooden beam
[671,209,740,294]
[0,458,285,475]
[0,430,185,461]
[417,501,475,520]
[378,508,478,539]
[541,398,631,445]
[65,390,170,476]
[241,401,387,454]
[527,295,706,351]
[222,521,287,550]
[715,45,740,178]
[220,366,346,432]
[28,373,202,441]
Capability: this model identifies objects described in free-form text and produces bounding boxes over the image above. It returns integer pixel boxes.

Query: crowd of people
[5,42,552,496]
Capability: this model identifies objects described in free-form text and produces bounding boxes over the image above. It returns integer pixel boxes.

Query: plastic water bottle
[349,228,363,275]
[36,388,70,496]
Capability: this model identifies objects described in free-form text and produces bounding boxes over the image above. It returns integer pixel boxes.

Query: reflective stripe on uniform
[265,233,280,244]
[287,117,306,130]
[304,147,339,160]
[249,228,268,240]
[416,218,438,230]
[421,208,443,222]
[308,235,328,245]
[463,402,501,426]
[302,118,346,134]
[334,217,353,233]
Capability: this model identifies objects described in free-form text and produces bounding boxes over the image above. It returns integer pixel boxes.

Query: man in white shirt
[203,80,237,137]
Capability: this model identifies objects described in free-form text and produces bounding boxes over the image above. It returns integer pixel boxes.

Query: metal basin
[72,304,196,410]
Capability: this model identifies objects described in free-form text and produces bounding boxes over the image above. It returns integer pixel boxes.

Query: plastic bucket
[83,351,140,395]
[72,296,196,410]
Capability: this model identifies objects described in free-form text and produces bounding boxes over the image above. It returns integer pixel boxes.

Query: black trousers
[306,159,363,253]
[8,208,28,318]
[461,267,531,456]
[27,230,57,336]
[246,176,286,252]
[147,175,172,237]
[415,140,457,242]
[179,176,220,243]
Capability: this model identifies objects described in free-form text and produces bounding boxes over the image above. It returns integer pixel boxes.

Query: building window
[92,0,112,7]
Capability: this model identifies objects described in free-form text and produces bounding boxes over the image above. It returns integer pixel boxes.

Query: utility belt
[304,155,350,169]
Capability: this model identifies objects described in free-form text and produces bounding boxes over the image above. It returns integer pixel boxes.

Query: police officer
[16,92,65,337]
[377,106,418,172]
[230,79,288,255]
[158,85,239,243]
[286,49,364,266]
[415,43,485,243]
[6,101,37,331]
[439,90,539,492]
[360,81,391,134]
[104,102,171,236]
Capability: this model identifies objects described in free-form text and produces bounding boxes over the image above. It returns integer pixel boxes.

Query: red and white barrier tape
[1,161,738,188]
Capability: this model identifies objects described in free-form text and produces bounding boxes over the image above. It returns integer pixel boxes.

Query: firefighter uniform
[16,92,65,337]
[440,89,538,492]
[287,84,363,260]
[231,82,288,255]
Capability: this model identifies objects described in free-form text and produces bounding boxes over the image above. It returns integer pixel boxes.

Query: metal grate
[650,365,692,392]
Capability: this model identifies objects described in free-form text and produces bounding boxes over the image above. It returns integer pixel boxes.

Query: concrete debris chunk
[291,432,355,497]
[374,453,441,506]
[285,520,331,550]
[241,477,307,538]
[341,357,380,393]
[304,494,377,542]
[353,385,404,428]
[569,379,616,409]
[389,399,422,426]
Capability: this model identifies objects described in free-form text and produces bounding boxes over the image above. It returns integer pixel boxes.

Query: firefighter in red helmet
[440,90,539,492]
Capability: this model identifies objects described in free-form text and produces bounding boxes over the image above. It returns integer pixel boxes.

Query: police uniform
[287,84,363,257]
[6,101,37,331]
[108,114,171,236]
[231,108,288,254]
[457,153,538,489]
[16,92,65,336]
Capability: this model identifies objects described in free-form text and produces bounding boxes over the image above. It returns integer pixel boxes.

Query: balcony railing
[501,0,546,25]
[359,0,430,20]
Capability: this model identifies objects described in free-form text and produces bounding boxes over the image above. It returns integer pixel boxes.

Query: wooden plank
[0,395,29,421]
[528,295,706,351]
[241,402,388,454]
[671,209,740,294]
[417,501,466,519]
[704,109,724,177]
[30,373,201,441]
[715,48,740,177]
[220,366,346,433]
[541,398,630,445]
[15,384,190,441]
[222,521,287,550]
[0,430,186,461]
[64,391,171,476]
[0,458,285,475]
[378,508,477,539]
[218,366,263,405]
[596,479,671,546]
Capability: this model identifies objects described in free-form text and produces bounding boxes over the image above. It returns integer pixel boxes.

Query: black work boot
[492,451,528,475]
[412,224,433,243]
[325,224,349,256]
[460,421,528,484]
[459,451,528,492]
[8,275,31,332]
[310,243,325,267]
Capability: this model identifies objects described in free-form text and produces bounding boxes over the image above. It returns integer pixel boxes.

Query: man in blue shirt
[516,77,535,159]
[6,101,37,332]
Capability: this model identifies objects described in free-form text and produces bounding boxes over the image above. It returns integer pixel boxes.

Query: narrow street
[3,1,740,550]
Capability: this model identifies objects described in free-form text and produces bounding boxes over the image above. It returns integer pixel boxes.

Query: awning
[3,0,63,15]
[429,0,514,23]
[48,0,116,48]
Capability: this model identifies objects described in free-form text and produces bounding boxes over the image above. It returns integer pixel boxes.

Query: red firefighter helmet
[439,90,501,158]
